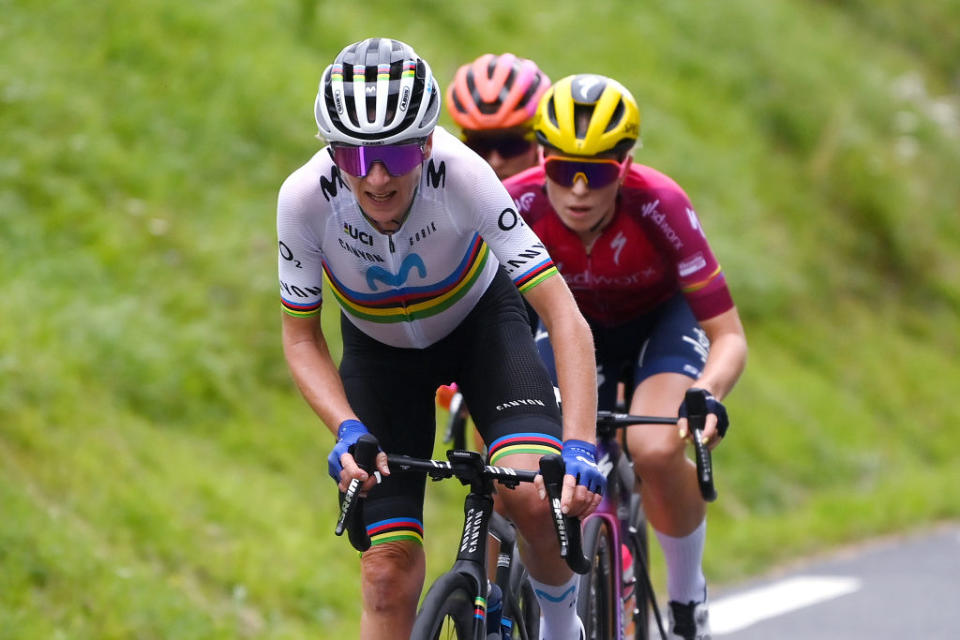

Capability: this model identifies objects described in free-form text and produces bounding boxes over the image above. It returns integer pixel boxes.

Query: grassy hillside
[2,0,958,637]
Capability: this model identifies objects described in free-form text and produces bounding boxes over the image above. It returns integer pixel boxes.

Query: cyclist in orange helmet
[446,53,551,180]
[440,54,553,406]
[447,54,552,335]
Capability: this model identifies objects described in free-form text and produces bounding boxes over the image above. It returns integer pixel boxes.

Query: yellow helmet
[534,74,640,156]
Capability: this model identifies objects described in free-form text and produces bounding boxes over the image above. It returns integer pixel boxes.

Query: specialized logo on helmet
[573,75,605,102]
[334,90,343,114]
[399,87,410,112]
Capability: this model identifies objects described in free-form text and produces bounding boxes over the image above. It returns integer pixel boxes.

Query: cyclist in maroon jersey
[505,74,748,640]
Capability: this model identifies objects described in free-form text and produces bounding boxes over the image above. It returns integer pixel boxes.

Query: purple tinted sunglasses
[543,155,626,188]
[331,142,426,177]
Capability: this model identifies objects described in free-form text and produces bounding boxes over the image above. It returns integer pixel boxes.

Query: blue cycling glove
[678,389,729,438]
[328,419,372,483]
[561,439,606,495]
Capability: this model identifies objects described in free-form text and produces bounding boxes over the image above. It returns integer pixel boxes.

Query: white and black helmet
[315,38,441,146]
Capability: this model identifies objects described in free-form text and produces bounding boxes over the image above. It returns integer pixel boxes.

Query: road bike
[336,436,588,639]
[579,388,717,640]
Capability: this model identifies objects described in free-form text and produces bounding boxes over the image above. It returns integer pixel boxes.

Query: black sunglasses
[462,132,534,159]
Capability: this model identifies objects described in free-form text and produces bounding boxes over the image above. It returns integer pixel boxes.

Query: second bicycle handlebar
[595,388,718,502]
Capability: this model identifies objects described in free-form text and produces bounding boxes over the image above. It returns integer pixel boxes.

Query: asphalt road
[704,523,960,639]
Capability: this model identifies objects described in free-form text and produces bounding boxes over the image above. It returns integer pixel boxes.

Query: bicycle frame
[582,414,669,640]
[581,422,649,639]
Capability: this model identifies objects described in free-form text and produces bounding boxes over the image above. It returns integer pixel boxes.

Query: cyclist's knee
[499,485,552,539]
[492,452,545,519]
[360,541,425,610]
[629,429,687,479]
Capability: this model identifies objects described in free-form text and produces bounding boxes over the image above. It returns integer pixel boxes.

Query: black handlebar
[334,433,379,550]
[335,446,588,573]
[594,390,718,502]
[683,388,717,502]
[539,454,591,574]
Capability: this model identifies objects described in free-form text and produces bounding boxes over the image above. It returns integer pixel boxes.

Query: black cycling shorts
[339,268,561,546]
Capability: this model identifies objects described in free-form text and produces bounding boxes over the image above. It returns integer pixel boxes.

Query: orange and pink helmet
[446,53,551,131]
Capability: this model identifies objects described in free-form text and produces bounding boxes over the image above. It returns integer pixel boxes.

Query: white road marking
[711,575,861,635]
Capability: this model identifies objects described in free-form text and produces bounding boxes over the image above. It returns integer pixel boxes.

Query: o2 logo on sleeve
[497,207,524,231]
[279,241,302,268]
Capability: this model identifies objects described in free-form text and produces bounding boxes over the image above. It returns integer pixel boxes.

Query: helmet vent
[450,91,466,115]
[574,104,593,139]
[502,68,516,99]
[519,74,544,110]
[605,99,624,133]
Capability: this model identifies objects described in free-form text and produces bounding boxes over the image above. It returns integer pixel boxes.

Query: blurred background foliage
[1,0,958,637]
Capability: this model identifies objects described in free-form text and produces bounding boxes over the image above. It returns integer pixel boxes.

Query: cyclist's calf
[626,424,707,536]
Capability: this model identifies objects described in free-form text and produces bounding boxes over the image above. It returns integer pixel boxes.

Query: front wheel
[411,572,478,640]
[504,566,539,639]
[577,517,617,640]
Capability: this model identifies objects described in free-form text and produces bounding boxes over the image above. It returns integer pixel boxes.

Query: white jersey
[277,126,558,349]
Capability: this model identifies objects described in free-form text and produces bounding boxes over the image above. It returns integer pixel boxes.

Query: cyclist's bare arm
[684,306,748,446]
[523,274,601,516]
[524,276,597,442]
[281,312,389,489]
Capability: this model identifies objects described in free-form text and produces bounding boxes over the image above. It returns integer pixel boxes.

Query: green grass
[2,0,959,637]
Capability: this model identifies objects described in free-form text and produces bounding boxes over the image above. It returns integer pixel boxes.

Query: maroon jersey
[505,163,734,327]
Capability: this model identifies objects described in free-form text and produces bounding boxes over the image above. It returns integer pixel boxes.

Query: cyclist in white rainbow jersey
[277,38,601,640]
[279,122,553,348]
